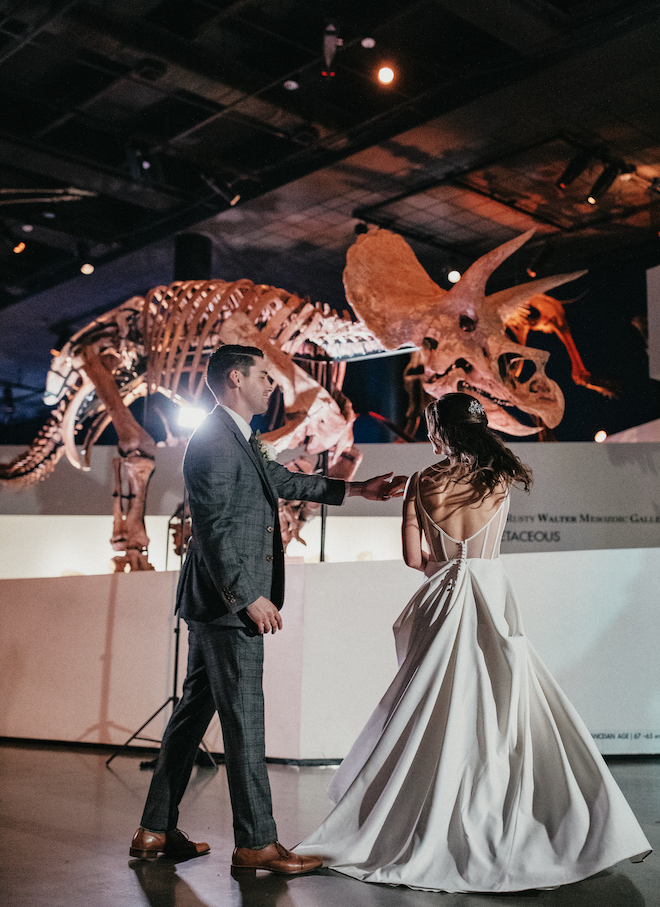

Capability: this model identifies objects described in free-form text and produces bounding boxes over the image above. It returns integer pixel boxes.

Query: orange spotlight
[13,241,26,253]
[594,430,607,443]
[378,66,394,84]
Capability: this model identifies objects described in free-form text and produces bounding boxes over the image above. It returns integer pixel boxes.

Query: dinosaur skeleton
[1,228,602,568]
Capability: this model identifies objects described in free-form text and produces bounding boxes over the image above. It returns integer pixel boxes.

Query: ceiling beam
[0,136,180,212]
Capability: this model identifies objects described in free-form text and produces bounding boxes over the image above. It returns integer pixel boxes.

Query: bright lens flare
[594,430,607,443]
[378,66,394,84]
[178,406,208,430]
[447,269,462,284]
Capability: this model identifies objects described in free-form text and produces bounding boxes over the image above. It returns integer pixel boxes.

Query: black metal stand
[319,449,329,562]
[105,494,217,769]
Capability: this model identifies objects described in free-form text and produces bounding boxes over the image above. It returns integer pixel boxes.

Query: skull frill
[343,228,586,436]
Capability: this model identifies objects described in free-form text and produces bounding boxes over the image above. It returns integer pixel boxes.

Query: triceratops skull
[344,228,585,435]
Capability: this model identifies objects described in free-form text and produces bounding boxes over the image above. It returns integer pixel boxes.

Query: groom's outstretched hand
[347,472,408,501]
[246,596,283,634]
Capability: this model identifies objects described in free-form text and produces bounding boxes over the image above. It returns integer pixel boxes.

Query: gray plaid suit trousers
[140,621,277,848]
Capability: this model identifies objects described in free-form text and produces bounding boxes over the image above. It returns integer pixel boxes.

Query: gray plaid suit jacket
[177,406,346,627]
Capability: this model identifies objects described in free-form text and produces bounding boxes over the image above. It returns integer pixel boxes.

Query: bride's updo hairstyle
[425,393,532,494]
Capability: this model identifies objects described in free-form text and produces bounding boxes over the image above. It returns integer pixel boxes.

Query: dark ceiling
[2,0,660,431]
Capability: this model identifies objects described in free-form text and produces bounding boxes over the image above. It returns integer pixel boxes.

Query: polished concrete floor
[1,740,659,907]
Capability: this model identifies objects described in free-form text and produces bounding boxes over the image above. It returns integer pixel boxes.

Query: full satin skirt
[295,557,651,892]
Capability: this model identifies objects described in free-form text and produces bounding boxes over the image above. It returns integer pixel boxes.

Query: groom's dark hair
[206,344,264,397]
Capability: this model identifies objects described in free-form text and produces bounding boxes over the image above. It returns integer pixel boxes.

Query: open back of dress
[416,480,509,564]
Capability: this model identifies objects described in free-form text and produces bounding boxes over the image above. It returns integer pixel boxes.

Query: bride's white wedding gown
[295,475,651,892]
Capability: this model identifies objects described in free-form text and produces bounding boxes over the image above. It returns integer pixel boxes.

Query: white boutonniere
[255,430,278,462]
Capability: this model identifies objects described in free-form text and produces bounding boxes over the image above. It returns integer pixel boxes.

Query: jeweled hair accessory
[468,398,486,418]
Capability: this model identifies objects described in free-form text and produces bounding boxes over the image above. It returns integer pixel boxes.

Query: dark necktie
[249,434,262,459]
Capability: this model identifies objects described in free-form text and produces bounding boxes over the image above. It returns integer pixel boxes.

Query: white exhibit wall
[1,441,660,757]
[0,515,176,578]
[0,553,658,758]
[0,514,405,579]
[0,572,180,746]
[4,440,660,579]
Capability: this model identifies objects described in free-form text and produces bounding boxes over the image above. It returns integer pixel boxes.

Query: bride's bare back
[403,464,508,570]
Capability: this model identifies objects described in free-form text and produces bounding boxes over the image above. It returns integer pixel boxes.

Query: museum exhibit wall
[1,442,659,758]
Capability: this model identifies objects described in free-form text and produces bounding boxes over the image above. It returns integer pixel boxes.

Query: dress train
[295,552,651,892]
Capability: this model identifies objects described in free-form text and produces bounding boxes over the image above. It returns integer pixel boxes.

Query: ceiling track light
[0,218,22,253]
[525,245,550,278]
[77,241,94,275]
[2,382,15,417]
[201,174,241,206]
[440,265,461,284]
[556,150,592,190]
[586,162,623,204]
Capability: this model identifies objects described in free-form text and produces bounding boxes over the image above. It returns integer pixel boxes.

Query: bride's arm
[402,474,428,572]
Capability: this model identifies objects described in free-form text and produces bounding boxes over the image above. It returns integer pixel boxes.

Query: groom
[130,344,405,873]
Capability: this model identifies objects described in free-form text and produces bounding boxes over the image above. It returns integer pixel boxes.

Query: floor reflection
[0,743,655,907]
[131,859,212,907]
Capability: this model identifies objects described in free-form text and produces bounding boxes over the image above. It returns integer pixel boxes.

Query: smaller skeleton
[504,293,615,398]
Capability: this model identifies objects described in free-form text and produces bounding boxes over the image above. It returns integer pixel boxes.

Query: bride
[295,393,651,893]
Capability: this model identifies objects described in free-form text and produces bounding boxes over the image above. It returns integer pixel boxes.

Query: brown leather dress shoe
[129,827,210,860]
[232,842,322,875]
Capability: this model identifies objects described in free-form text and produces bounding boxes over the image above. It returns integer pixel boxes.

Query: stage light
[361,37,376,48]
[80,262,94,275]
[594,430,607,443]
[12,241,25,254]
[586,163,621,205]
[178,406,208,429]
[378,66,394,84]
[283,79,299,90]
[22,224,33,233]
